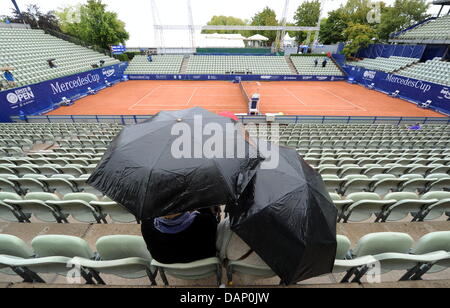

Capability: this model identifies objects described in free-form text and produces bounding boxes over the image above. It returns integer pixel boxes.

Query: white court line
[140,85,237,88]
[319,87,367,111]
[186,88,199,106]
[283,88,307,106]
[264,109,357,112]
[129,85,162,111]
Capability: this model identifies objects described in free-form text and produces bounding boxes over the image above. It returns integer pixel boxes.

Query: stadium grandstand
[0,0,449,293]
[0,26,120,89]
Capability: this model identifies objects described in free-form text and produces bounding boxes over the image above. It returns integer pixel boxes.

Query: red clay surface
[46,80,445,117]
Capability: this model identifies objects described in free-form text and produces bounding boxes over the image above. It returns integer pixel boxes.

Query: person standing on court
[141,208,218,264]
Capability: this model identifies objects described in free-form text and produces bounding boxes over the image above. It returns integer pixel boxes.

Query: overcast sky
[0,0,442,47]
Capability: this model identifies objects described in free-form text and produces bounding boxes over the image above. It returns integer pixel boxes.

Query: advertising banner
[345,65,450,115]
[127,74,347,82]
[0,63,127,122]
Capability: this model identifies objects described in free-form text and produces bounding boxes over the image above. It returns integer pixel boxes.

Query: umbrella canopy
[227,142,337,285]
[218,111,239,122]
[88,107,263,220]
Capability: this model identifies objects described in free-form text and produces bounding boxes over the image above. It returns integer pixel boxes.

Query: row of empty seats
[347,56,419,73]
[0,28,120,90]
[330,191,450,222]
[0,227,449,285]
[290,56,344,76]
[0,174,98,196]
[323,173,449,196]
[124,55,184,75]
[397,58,450,86]
[0,181,448,224]
[393,15,450,41]
[0,192,134,224]
[186,55,293,75]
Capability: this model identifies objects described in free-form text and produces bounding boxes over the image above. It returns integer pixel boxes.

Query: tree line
[202,0,430,56]
[0,0,430,57]
[0,0,129,51]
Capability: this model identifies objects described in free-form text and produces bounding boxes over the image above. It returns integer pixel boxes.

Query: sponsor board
[438,87,450,100]
[6,86,35,109]
[102,68,116,78]
[346,65,450,114]
[0,63,124,122]
[127,74,346,82]
[385,74,431,93]
[363,70,377,80]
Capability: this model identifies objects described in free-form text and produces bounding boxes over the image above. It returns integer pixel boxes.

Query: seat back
[96,235,152,261]
[422,191,450,201]
[384,192,419,201]
[32,235,94,259]
[336,235,351,260]
[0,192,21,202]
[217,218,267,266]
[412,231,450,255]
[25,192,60,201]
[0,234,33,258]
[353,232,414,257]
[347,192,381,202]
[63,193,98,202]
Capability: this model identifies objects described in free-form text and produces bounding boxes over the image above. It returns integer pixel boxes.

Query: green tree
[293,0,321,44]
[56,4,83,35]
[378,0,429,40]
[319,10,347,44]
[202,15,249,35]
[340,0,374,24]
[343,22,378,57]
[250,7,278,43]
[56,0,129,50]
[4,4,61,31]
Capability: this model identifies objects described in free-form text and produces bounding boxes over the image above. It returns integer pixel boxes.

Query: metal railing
[10,115,450,125]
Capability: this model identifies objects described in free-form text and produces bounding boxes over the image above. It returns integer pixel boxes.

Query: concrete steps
[179,55,190,74]
[285,56,299,75]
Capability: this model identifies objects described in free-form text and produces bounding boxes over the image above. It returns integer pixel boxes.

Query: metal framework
[154,25,319,31]
[150,0,320,50]
[274,0,290,51]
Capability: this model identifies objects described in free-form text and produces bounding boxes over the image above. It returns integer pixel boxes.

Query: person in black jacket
[141,208,218,264]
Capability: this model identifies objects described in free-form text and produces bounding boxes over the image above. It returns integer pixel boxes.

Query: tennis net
[239,81,251,103]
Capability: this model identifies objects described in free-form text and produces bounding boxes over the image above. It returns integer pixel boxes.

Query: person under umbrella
[141,208,218,264]
[227,141,337,285]
[87,107,263,221]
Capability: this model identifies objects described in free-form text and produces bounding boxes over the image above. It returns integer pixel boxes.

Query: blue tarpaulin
[357,44,426,59]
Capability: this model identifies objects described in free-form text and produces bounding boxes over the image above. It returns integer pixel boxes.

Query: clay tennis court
[46,80,445,117]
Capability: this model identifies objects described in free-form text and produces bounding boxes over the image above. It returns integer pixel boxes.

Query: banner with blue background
[0,63,127,122]
[344,65,450,115]
[127,74,347,82]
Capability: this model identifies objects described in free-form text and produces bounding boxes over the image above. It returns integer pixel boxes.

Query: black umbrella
[227,142,337,285]
[88,107,263,220]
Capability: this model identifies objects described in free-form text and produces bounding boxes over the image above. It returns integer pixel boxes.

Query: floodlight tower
[312,0,328,47]
[187,0,196,50]
[275,0,290,52]
[151,0,165,51]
